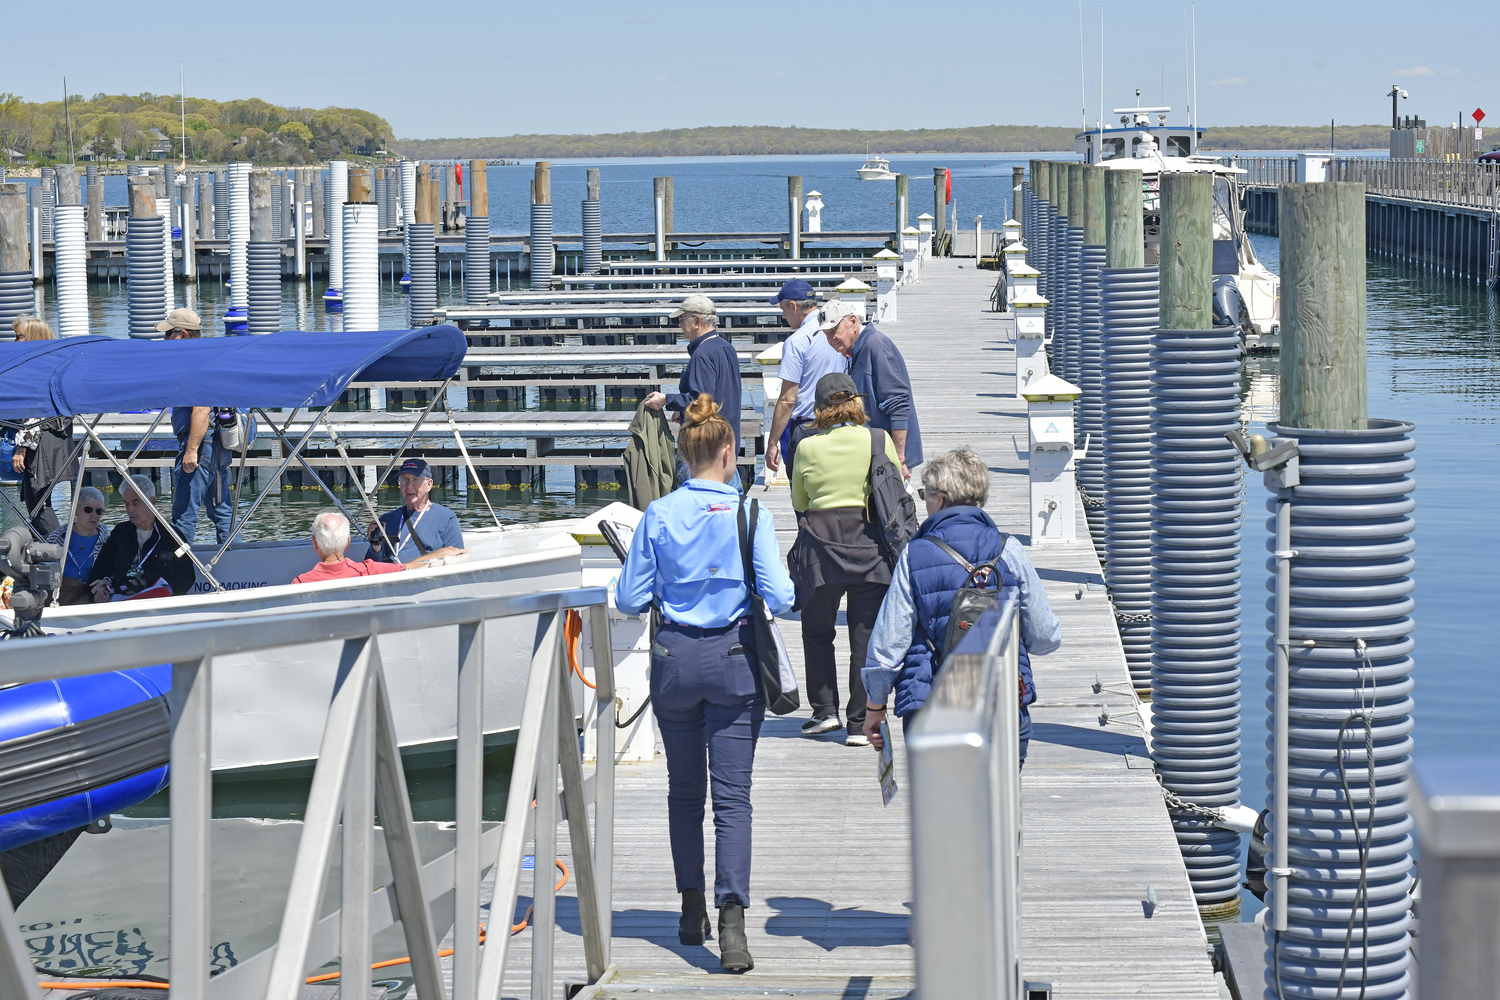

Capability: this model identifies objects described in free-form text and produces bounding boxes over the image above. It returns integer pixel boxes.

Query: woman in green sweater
[788,373,903,747]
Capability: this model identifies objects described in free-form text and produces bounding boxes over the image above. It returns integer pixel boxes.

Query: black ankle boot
[717,903,754,972]
[679,887,710,945]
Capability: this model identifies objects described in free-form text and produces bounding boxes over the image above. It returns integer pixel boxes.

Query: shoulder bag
[736,494,801,715]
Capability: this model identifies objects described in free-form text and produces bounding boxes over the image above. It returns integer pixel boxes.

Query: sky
[3,0,1493,140]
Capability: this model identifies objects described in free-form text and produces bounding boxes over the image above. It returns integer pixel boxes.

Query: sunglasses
[916,488,941,501]
[80,505,103,514]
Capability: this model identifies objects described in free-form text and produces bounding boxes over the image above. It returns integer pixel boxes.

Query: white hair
[122,474,155,501]
[312,510,350,556]
[79,486,106,509]
[921,447,990,508]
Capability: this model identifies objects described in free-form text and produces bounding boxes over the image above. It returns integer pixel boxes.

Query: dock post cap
[902,225,921,234]
[872,248,901,259]
[1021,374,1081,401]
[835,278,872,294]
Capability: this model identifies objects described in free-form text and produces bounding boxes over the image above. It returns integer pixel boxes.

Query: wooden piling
[532,161,551,206]
[1105,169,1145,269]
[348,167,372,204]
[1279,182,1368,429]
[250,173,273,243]
[933,168,947,244]
[663,175,674,247]
[1082,164,1106,246]
[470,159,488,217]
[895,173,909,238]
[56,164,80,207]
[129,176,156,219]
[312,172,325,240]
[0,184,27,272]
[1067,163,1086,230]
[1053,162,1070,223]
[1012,166,1025,222]
[88,175,104,242]
[788,175,802,259]
[427,164,442,227]
[1157,172,1213,330]
[586,168,600,202]
[415,166,434,226]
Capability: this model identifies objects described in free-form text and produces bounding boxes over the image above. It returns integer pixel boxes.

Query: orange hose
[565,609,595,688]
[37,860,571,992]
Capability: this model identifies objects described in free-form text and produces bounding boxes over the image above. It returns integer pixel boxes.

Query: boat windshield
[1212,176,1235,241]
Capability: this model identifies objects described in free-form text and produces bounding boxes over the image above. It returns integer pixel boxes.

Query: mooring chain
[1076,484,1106,507]
[1114,609,1153,624]
[1157,778,1227,823]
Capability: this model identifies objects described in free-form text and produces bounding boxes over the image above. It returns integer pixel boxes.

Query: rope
[38,861,572,992]
[565,609,594,689]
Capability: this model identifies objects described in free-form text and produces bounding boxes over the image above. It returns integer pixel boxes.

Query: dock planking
[324,260,1225,1000]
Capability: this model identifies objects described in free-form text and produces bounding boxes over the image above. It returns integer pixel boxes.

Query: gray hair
[78,486,106,509]
[122,473,156,502]
[793,297,818,311]
[921,447,990,508]
[311,510,350,556]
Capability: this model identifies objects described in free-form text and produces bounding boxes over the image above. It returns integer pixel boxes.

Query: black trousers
[20,475,59,536]
[800,581,887,733]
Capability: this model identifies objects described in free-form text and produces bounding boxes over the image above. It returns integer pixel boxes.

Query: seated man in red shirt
[294,510,463,584]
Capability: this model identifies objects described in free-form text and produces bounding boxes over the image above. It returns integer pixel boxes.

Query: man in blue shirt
[821,301,924,477]
[643,295,743,487]
[162,309,237,545]
[368,458,465,563]
[764,279,848,479]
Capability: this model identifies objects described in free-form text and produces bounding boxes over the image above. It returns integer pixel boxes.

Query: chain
[1114,610,1153,624]
[1077,483,1106,507]
[1158,779,1227,823]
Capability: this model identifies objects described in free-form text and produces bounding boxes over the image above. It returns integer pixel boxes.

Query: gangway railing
[0,586,618,1000]
[907,592,1024,1000]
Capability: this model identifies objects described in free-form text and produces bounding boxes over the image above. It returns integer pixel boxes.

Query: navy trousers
[651,619,765,909]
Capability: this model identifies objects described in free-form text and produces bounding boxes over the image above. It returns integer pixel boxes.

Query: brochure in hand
[877,720,898,806]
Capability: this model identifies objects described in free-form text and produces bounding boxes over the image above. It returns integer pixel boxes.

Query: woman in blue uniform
[616,394,795,973]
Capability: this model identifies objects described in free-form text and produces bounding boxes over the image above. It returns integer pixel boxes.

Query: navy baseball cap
[769,278,815,305]
[399,458,433,480]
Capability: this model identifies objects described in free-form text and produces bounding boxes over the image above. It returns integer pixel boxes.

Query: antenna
[1183,13,1190,127]
[1078,0,1088,131]
[1191,3,1198,135]
[1099,6,1105,158]
[180,63,187,169]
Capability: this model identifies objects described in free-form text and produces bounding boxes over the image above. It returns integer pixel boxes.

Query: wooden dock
[457,258,1224,1000]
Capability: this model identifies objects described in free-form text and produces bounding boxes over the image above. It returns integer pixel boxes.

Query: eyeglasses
[80,505,103,514]
[917,488,941,501]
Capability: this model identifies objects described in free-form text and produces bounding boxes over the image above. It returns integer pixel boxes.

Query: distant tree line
[0,92,394,165]
[391,123,1396,160]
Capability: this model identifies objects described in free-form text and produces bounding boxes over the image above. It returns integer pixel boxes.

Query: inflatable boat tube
[0,665,171,852]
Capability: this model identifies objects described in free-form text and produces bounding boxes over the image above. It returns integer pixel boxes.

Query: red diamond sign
[1475,107,1486,124]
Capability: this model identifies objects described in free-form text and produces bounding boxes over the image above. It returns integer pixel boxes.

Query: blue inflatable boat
[0,665,171,852]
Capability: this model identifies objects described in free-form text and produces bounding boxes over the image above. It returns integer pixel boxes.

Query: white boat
[857,155,898,181]
[1074,107,1282,351]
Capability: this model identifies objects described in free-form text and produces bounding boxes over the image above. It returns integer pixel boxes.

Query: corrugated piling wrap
[407,166,437,327]
[325,160,348,310]
[126,178,167,339]
[581,168,602,278]
[1262,181,1412,1000]
[0,184,31,335]
[247,172,280,335]
[465,160,490,306]
[53,165,87,338]
[1060,164,1083,391]
[531,161,553,290]
[342,168,378,333]
[1076,164,1107,554]
[1148,171,1243,923]
[1100,168,1156,692]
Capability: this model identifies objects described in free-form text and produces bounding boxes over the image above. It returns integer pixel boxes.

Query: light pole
[1387,84,1409,129]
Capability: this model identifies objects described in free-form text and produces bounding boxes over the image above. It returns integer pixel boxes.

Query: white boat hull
[857,169,897,181]
[30,523,585,773]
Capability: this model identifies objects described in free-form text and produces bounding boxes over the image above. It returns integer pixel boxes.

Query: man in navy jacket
[645,294,743,486]
[820,301,923,477]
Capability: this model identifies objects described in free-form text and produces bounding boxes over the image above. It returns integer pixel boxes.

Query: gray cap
[669,294,717,319]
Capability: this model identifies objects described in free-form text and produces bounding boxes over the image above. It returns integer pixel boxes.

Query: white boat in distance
[856,155,897,181]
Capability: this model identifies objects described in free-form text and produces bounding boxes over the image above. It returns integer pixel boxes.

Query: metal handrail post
[340,669,375,998]
[0,870,40,1000]
[530,633,561,1000]
[588,603,617,961]
[453,620,485,1000]
[169,651,214,1000]
[556,647,607,981]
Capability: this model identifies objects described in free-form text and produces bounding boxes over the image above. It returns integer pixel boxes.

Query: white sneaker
[845,733,871,748]
[801,715,841,735]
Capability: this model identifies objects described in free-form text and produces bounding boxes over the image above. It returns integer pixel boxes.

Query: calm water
[8,154,1498,965]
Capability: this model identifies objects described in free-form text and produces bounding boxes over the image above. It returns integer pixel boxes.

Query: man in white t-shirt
[764,279,849,478]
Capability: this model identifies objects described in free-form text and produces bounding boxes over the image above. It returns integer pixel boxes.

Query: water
[8,153,1498,965]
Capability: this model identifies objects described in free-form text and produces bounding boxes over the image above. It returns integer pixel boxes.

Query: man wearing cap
[820,301,923,479]
[764,279,847,480]
[160,308,236,545]
[368,458,466,564]
[644,294,742,487]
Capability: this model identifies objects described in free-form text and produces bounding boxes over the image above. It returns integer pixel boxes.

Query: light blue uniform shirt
[616,479,795,627]
[780,311,849,421]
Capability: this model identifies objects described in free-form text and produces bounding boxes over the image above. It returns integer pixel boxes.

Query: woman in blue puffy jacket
[860,447,1060,763]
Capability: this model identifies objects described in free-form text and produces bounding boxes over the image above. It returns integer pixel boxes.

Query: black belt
[660,617,749,638]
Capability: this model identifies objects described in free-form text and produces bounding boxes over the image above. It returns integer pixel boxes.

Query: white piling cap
[872,249,901,259]
[1021,373,1081,401]
[836,278,872,293]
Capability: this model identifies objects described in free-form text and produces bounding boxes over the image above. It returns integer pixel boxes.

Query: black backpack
[925,535,1009,661]
[867,428,920,567]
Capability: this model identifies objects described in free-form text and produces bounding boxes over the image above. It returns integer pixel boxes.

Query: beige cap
[155,307,202,334]
[817,299,862,331]
[669,294,717,319]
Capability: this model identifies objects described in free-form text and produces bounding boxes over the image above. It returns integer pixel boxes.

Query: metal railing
[0,586,618,1000]
[1333,156,1500,210]
[1220,156,1298,188]
[907,592,1024,1000]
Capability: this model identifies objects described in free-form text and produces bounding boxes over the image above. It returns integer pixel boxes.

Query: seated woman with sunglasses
[45,487,112,605]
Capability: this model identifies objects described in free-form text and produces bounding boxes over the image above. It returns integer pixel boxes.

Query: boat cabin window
[1212,175,1236,241]
[1165,134,1193,157]
[1099,137,1126,161]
